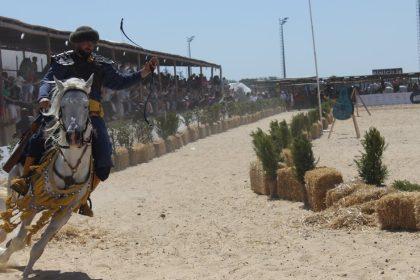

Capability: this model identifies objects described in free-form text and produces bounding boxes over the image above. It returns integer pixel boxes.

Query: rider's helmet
[69,26,99,44]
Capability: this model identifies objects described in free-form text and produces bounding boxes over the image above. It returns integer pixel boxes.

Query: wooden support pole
[157,64,162,93]
[328,118,336,139]
[137,53,143,101]
[173,60,178,96]
[211,67,214,79]
[46,35,52,64]
[352,114,361,139]
[220,66,224,96]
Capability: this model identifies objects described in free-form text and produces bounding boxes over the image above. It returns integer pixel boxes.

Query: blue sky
[2,0,418,80]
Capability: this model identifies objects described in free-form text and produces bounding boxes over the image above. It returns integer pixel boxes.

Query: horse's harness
[52,89,94,189]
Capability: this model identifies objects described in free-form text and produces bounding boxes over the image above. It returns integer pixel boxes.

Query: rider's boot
[78,175,101,217]
[10,157,35,196]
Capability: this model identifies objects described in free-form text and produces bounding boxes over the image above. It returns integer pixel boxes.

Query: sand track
[1,108,419,280]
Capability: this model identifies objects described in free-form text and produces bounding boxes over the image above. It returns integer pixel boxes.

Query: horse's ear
[54,76,64,92]
[85,74,94,91]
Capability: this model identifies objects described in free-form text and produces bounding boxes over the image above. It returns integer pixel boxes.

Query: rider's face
[75,41,96,54]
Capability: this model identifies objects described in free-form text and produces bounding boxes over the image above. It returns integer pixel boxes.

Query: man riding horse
[10,26,158,216]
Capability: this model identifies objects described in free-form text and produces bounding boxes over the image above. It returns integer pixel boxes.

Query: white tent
[229,82,252,94]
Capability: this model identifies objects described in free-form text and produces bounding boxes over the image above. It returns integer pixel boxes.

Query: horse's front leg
[0,210,36,264]
[22,209,72,279]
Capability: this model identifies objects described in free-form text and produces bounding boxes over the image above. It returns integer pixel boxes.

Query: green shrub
[355,127,388,186]
[155,112,180,140]
[392,180,420,192]
[269,120,291,155]
[251,128,279,180]
[308,109,319,125]
[116,125,135,151]
[278,120,291,148]
[322,100,333,116]
[132,121,153,144]
[182,110,194,127]
[206,103,222,124]
[291,135,315,183]
[290,113,306,138]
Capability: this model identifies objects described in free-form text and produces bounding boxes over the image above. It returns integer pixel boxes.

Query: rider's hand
[39,98,51,111]
[147,57,159,73]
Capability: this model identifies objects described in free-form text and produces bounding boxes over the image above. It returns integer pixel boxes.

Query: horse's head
[45,75,94,147]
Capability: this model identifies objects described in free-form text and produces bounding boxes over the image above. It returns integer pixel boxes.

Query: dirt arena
[1,106,420,280]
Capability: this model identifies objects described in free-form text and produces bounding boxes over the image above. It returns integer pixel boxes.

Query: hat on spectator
[69,26,99,43]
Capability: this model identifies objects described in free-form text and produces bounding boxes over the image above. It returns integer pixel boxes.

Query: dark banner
[372,68,403,75]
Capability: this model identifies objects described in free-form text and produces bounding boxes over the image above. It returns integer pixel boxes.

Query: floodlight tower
[187,35,195,77]
[279,17,289,79]
[417,0,420,70]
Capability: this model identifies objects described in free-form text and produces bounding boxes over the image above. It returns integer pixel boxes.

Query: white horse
[0,75,94,278]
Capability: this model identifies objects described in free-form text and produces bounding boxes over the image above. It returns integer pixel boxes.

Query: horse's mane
[43,78,89,119]
[42,77,91,142]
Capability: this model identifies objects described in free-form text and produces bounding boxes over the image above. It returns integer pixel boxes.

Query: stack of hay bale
[304,167,343,211]
[377,192,420,231]
[249,160,270,195]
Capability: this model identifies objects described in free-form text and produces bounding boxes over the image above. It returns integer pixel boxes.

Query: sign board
[372,68,403,75]
[357,92,411,106]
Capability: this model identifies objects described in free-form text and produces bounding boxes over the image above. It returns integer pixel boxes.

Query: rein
[120,18,153,127]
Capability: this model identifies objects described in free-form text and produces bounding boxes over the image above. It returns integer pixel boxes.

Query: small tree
[269,120,291,156]
[132,121,153,144]
[290,113,306,138]
[116,126,135,152]
[181,110,194,127]
[291,135,315,208]
[155,112,180,140]
[279,120,291,148]
[308,109,319,125]
[355,127,388,186]
[251,128,279,199]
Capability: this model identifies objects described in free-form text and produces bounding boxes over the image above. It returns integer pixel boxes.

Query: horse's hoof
[22,269,32,279]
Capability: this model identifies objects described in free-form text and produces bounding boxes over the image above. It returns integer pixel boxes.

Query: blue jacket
[39,50,142,102]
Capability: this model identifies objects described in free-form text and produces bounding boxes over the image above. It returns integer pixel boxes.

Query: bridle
[52,89,93,188]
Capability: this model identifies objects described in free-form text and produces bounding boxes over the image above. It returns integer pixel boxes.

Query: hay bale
[322,118,329,130]
[305,167,343,212]
[210,123,219,135]
[304,206,378,230]
[277,167,303,202]
[377,192,420,231]
[188,126,199,141]
[310,123,321,139]
[199,125,209,138]
[175,133,184,148]
[221,120,229,131]
[180,130,190,145]
[135,143,150,163]
[338,184,395,208]
[327,113,334,124]
[325,183,361,207]
[145,143,156,161]
[281,148,294,167]
[166,136,178,152]
[154,139,167,156]
[249,160,270,195]
[130,144,146,165]
[114,147,130,171]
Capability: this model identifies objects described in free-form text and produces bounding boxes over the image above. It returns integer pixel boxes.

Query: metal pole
[279,19,287,79]
[308,0,323,124]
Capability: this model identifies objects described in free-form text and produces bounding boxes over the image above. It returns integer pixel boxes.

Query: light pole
[187,35,195,77]
[308,0,323,124]
[279,17,288,79]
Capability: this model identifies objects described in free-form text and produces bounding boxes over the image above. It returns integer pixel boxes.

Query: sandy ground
[1,107,420,280]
